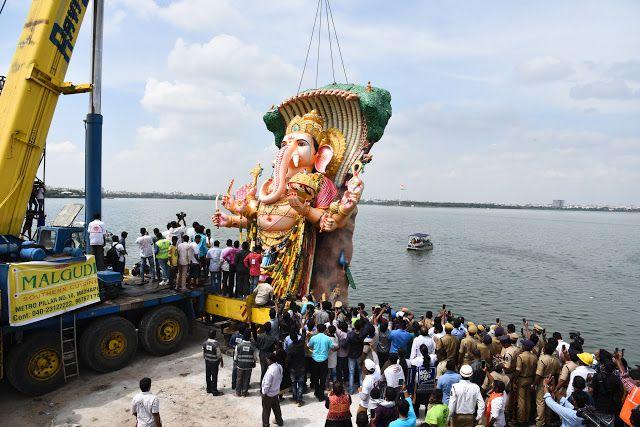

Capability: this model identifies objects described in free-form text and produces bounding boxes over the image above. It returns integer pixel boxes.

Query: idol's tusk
[214,194,221,229]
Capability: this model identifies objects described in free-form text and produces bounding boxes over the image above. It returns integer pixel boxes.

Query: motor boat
[407,233,433,251]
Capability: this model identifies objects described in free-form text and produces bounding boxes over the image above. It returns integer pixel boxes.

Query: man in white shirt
[110,235,126,274]
[131,377,161,427]
[136,228,156,285]
[176,235,193,291]
[206,240,223,293]
[253,277,275,306]
[411,327,436,359]
[448,364,485,427]
[261,352,284,427]
[359,359,379,412]
[165,219,187,242]
[383,353,405,389]
[87,213,106,270]
[553,332,569,362]
[565,353,596,396]
[188,235,201,288]
[486,380,508,427]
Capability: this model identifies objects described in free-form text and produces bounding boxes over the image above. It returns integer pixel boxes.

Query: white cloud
[517,56,573,83]
[110,0,246,32]
[608,60,640,82]
[42,141,83,187]
[48,141,81,154]
[570,79,639,100]
[136,77,257,143]
[167,36,298,95]
[105,9,127,35]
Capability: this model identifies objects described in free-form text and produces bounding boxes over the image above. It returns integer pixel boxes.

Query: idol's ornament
[213,83,391,304]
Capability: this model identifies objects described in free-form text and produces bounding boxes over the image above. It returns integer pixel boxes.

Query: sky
[1,0,639,205]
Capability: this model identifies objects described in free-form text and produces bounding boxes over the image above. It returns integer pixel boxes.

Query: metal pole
[89,0,103,115]
[85,0,103,243]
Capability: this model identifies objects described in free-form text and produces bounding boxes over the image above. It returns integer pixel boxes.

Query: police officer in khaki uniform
[534,341,561,427]
[531,324,546,357]
[477,334,493,363]
[555,348,578,399]
[458,325,478,366]
[515,339,538,424]
[499,334,520,421]
[491,326,505,357]
[440,323,460,362]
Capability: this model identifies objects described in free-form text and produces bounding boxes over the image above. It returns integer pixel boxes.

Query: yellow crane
[0,0,92,235]
[0,1,270,397]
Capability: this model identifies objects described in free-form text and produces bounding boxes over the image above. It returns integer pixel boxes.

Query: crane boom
[0,0,92,236]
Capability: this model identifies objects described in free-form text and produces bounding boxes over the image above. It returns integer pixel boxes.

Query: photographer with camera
[165,212,187,242]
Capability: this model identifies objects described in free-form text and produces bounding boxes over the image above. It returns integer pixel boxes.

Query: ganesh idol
[213,84,391,304]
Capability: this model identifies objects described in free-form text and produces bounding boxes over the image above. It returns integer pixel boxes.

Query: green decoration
[263,108,286,147]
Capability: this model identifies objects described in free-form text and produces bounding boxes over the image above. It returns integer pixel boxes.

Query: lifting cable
[315,0,322,89]
[326,0,349,83]
[0,0,7,17]
[297,0,349,93]
[297,0,322,94]
[325,0,336,84]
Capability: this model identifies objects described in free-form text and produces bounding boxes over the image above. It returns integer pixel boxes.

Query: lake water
[45,198,640,356]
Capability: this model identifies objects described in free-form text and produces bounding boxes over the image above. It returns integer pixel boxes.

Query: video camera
[176,212,187,221]
[577,406,614,427]
[569,331,585,346]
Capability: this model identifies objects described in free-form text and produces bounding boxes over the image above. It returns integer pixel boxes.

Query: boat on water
[407,233,433,251]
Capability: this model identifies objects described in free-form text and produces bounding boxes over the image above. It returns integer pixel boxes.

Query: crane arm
[0,0,92,236]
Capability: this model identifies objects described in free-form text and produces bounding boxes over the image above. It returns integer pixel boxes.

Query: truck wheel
[139,305,188,356]
[6,331,64,396]
[79,316,138,372]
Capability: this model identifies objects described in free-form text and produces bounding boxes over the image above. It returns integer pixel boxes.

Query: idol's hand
[320,215,337,232]
[222,194,234,210]
[212,212,231,228]
[286,192,305,211]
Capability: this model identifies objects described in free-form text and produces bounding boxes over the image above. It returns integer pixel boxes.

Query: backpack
[106,245,119,265]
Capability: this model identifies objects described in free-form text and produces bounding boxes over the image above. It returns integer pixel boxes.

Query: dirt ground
[0,324,366,427]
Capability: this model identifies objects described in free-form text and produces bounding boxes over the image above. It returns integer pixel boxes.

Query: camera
[577,406,614,427]
[569,331,585,346]
[176,212,187,220]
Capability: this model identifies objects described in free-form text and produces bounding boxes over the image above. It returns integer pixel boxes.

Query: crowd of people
[99,213,268,300]
[187,300,638,427]
[93,215,639,427]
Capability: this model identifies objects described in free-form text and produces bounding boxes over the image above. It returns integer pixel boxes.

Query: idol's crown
[286,110,325,142]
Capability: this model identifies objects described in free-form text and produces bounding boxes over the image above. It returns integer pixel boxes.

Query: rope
[315,0,322,88]
[326,0,348,83]
[325,0,336,83]
[297,0,322,94]
[0,0,7,17]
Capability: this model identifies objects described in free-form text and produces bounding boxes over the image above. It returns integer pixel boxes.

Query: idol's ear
[314,144,334,174]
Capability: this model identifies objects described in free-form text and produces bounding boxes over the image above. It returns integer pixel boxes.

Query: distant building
[552,199,565,209]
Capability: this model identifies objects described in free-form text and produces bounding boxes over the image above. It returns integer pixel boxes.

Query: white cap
[396,311,405,318]
[364,359,376,371]
[460,364,473,378]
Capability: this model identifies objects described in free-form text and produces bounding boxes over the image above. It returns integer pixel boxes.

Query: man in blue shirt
[307,323,336,401]
[543,377,589,427]
[436,360,461,404]
[389,319,412,354]
[390,390,416,427]
[451,319,466,340]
